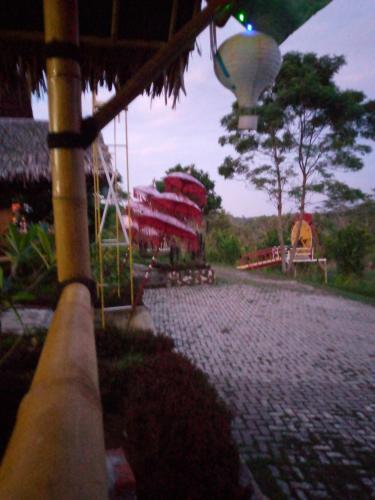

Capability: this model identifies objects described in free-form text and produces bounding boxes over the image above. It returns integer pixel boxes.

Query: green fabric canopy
[234,0,332,44]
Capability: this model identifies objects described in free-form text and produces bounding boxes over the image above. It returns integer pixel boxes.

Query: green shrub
[207,230,242,265]
[97,328,175,413]
[331,272,375,298]
[96,327,174,360]
[124,352,241,500]
[0,334,44,456]
[326,224,374,276]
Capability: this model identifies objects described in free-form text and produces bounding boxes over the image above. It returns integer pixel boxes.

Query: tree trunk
[276,197,287,273]
[273,140,287,272]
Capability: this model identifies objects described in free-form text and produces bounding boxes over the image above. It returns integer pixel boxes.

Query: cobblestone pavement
[144,272,375,499]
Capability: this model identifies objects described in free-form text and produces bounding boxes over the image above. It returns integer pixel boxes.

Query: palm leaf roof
[0,1,332,102]
[0,118,111,183]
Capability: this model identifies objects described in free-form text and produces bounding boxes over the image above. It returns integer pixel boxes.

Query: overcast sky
[32,0,375,217]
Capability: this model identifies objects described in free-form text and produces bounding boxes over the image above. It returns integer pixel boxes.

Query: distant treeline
[205,199,375,266]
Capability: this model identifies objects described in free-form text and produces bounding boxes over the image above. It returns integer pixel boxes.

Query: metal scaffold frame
[92,95,134,328]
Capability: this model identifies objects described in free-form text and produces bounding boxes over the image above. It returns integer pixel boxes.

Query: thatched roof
[0,1,332,104]
[0,0,202,101]
[0,118,112,184]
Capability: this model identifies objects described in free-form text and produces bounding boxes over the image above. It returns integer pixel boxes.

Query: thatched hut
[0,89,111,233]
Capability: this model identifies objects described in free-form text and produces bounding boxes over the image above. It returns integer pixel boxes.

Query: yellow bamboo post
[44,0,91,283]
[92,93,106,328]
[114,116,121,297]
[0,2,107,496]
[0,284,108,499]
[125,108,135,305]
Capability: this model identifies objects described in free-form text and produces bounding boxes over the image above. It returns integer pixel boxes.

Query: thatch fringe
[0,37,194,102]
[0,118,111,183]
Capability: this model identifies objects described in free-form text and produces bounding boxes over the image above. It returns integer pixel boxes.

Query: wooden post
[0,1,107,497]
[44,0,91,283]
[0,285,108,499]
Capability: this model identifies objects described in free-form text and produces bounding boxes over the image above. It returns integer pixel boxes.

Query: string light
[246,23,253,32]
[238,12,245,22]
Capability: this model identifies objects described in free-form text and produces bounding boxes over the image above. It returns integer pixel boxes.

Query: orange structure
[238,213,327,282]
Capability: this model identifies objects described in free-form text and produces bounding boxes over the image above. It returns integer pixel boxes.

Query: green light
[238,12,245,22]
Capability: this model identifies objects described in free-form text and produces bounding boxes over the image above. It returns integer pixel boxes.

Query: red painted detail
[238,247,282,270]
[293,212,313,225]
[106,448,136,499]
[241,258,282,270]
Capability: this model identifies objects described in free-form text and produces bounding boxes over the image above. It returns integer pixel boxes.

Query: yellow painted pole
[92,93,106,328]
[125,108,134,305]
[44,0,91,283]
[114,117,121,297]
[0,1,107,496]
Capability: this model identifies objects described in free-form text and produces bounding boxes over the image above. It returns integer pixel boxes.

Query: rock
[95,305,155,334]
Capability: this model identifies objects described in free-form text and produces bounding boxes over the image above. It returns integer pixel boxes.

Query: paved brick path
[144,271,375,499]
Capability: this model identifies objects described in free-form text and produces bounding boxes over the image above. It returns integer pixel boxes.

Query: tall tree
[157,164,222,215]
[218,100,294,271]
[218,52,375,272]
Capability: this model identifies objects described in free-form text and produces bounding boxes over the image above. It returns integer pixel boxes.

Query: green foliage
[321,180,367,212]
[30,225,56,270]
[260,228,282,248]
[326,224,374,276]
[207,230,242,265]
[3,225,34,277]
[2,224,56,280]
[124,352,240,500]
[158,164,222,215]
[0,264,34,315]
[218,52,375,251]
[91,243,132,306]
[331,271,375,299]
[1,224,57,307]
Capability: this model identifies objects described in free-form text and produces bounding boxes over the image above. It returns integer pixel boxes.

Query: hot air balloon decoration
[214,31,282,130]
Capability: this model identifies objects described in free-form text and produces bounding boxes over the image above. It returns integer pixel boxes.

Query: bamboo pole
[44,0,91,283]
[0,1,106,497]
[0,284,107,499]
[114,117,121,297]
[125,108,135,306]
[92,94,106,328]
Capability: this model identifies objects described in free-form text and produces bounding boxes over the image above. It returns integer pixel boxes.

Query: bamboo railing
[0,284,107,499]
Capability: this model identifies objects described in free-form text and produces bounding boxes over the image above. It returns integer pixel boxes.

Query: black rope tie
[45,41,81,63]
[47,132,83,149]
[58,277,97,305]
[47,119,99,149]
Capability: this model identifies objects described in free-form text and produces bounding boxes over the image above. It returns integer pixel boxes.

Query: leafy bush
[0,333,44,456]
[326,224,374,276]
[1,224,58,307]
[331,271,375,298]
[91,244,133,307]
[96,327,174,360]
[207,230,242,265]
[124,352,241,500]
[97,328,174,413]
[2,224,56,279]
